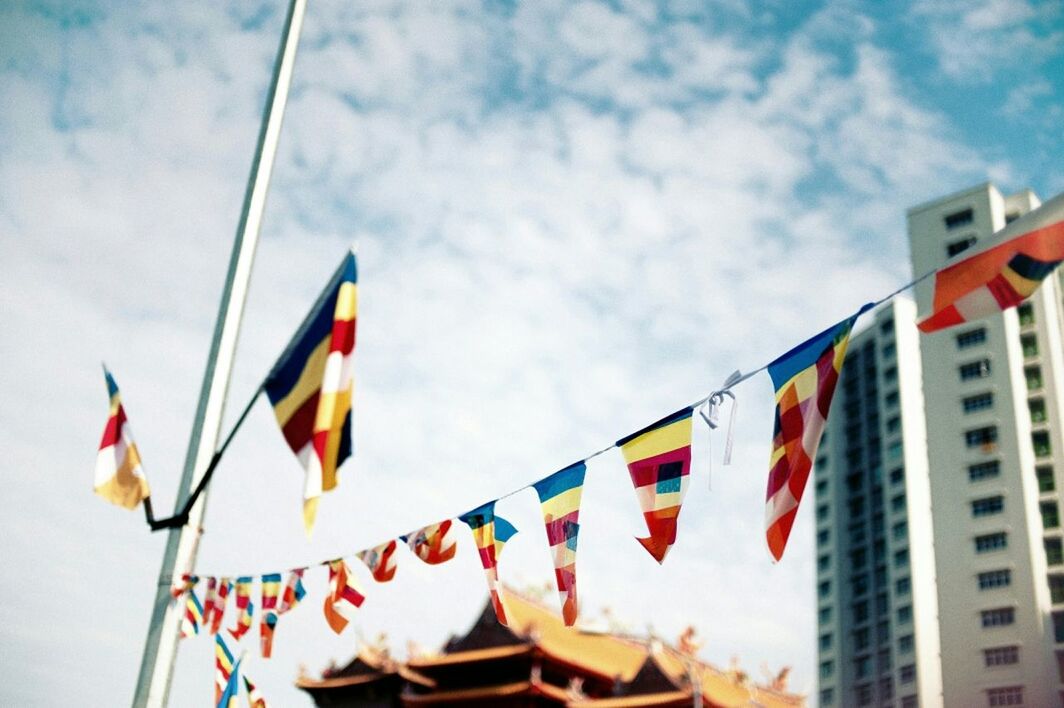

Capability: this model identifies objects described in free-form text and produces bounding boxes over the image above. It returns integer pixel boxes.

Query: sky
[1,0,1062,705]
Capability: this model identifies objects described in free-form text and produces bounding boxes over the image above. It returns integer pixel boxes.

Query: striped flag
[264,250,358,534]
[919,193,1064,332]
[533,462,586,626]
[215,634,238,706]
[459,502,518,626]
[170,573,199,599]
[618,408,694,564]
[244,674,270,708]
[279,570,306,614]
[357,540,399,583]
[94,368,150,509]
[260,573,281,658]
[323,559,365,634]
[179,589,204,639]
[208,578,233,635]
[401,520,458,565]
[765,306,868,560]
[229,577,254,641]
[201,578,218,632]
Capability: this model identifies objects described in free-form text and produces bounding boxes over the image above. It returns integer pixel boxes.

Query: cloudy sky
[1,0,1062,705]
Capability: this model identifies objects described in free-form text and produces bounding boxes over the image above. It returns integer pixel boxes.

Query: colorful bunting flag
[765,306,868,561]
[229,577,254,641]
[179,588,204,639]
[94,367,151,509]
[279,570,306,614]
[401,520,458,565]
[918,193,1064,332]
[170,573,199,599]
[260,573,281,658]
[323,559,365,634]
[532,462,587,626]
[244,674,270,708]
[201,577,218,632]
[264,251,358,535]
[209,578,233,635]
[215,634,237,706]
[459,502,518,626]
[357,540,398,583]
[617,407,694,564]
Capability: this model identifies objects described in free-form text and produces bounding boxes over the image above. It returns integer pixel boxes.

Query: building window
[897,634,913,654]
[885,390,900,407]
[963,392,994,413]
[1042,501,1061,529]
[969,460,1001,482]
[1055,611,1064,642]
[1021,333,1039,358]
[972,496,1005,517]
[849,497,866,517]
[886,415,901,434]
[960,359,992,381]
[893,520,908,541]
[819,580,831,598]
[1049,574,1064,604]
[888,440,903,460]
[983,646,1020,667]
[855,655,871,678]
[853,574,869,597]
[882,342,896,359]
[1036,466,1055,493]
[1046,538,1063,565]
[891,493,906,512]
[944,207,974,229]
[901,697,917,708]
[820,660,834,679]
[966,426,999,448]
[981,607,1016,628]
[820,633,833,650]
[890,467,905,485]
[1029,397,1047,424]
[986,686,1024,706]
[818,528,830,546]
[1026,365,1043,391]
[976,532,1008,553]
[1033,430,1052,458]
[946,236,978,257]
[883,365,897,381]
[816,456,829,472]
[894,549,909,568]
[817,504,830,522]
[818,554,831,572]
[819,606,833,623]
[853,600,869,624]
[1018,302,1035,326]
[896,576,911,596]
[897,605,912,624]
[855,683,872,706]
[978,569,1012,590]
[816,479,828,497]
[956,327,987,349]
[899,663,916,684]
[820,688,834,706]
[879,676,893,700]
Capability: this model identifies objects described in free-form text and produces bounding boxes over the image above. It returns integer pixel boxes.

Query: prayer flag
[229,577,254,641]
[279,569,306,614]
[401,520,458,565]
[532,462,587,626]
[323,559,365,634]
[215,634,237,706]
[179,589,204,639]
[201,578,218,631]
[357,540,398,583]
[244,674,270,708]
[170,573,199,599]
[618,408,694,563]
[765,306,868,560]
[218,656,242,708]
[918,193,1064,332]
[209,578,233,635]
[459,502,518,626]
[94,367,150,509]
[264,251,358,534]
[260,573,281,658]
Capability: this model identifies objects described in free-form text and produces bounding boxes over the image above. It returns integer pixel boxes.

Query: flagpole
[131,0,308,705]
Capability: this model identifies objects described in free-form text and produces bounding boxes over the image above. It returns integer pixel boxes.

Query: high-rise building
[816,182,1064,707]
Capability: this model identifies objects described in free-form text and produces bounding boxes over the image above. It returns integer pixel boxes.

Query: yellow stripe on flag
[271,336,331,426]
[620,416,692,463]
[334,282,358,321]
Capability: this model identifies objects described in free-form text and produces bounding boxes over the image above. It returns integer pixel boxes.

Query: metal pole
[131,0,308,704]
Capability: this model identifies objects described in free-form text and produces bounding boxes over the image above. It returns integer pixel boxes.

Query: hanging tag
[699,397,721,491]
[723,394,737,466]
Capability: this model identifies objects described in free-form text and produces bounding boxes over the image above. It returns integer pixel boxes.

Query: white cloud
[0,1,998,705]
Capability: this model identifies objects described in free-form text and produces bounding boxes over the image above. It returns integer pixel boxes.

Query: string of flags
[94,194,1064,677]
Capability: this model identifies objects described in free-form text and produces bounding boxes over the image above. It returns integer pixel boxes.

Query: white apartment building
[817,182,1064,707]
[815,297,943,708]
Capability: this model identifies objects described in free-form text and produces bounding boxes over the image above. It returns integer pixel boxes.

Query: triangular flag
[323,559,365,634]
[401,520,458,565]
[94,367,151,509]
[532,462,587,626]
[459,501,518,625]
[357,540,399,583]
